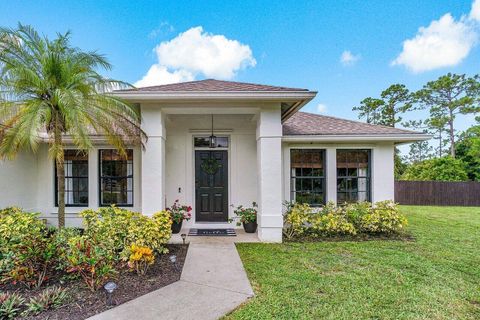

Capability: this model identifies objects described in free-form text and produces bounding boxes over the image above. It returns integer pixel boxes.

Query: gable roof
[283,112,427,136]
[113,79,317,122]
[115,79,310,92]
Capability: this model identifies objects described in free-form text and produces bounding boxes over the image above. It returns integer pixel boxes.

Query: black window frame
[336,149,371,204]
[99,149,134,207]
[290,149,326,207]
[54,150,89,207]
[193,136,229,148]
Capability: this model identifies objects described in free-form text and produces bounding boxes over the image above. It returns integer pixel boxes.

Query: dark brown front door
[195,150,228,222]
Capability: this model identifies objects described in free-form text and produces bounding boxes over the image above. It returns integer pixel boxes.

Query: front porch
[169,228,261,244]
[140,103,286,242]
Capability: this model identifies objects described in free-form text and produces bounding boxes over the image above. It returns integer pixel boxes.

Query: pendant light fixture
[209,114,216,148]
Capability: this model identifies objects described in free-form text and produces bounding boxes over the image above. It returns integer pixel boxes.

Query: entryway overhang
[112,91,316,122]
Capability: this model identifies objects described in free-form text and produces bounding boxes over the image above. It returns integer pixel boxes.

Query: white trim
[113,91,317,102]
[282,134,432,143]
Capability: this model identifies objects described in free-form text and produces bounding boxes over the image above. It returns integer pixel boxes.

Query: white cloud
[156,26,256,79]
[134,65,194,88]
[148,22,175,39]
[316,103,328,114]
[340,50,360,66]
[135,26,256,87]
[392,6,479,73]
[470,0,480,21]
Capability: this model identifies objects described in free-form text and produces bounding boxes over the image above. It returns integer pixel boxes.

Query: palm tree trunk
[54,125,65,228]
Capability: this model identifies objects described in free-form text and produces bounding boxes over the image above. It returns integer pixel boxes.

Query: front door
[195,150,228,222]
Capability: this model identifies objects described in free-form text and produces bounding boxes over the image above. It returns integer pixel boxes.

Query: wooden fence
[394,181,480,206]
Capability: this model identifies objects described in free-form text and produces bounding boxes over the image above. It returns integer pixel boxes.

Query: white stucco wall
[165,114,258,229]
[0,151,38,211]
[282,142,395,204]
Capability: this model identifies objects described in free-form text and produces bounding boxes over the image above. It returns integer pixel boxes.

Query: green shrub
[80,206,172,260]
[25,286,69,315]
[309,203,356,236]
[401,156,469,181]
[53,227,83,272]
[80,206,135,256]
[64,236,117,292]
[282,200,406,239]
[125,210,172,255]
[0,292,24,319]
[344,202,371,227]
[0,208,57,288]
[8,232,58,289]
[282,202,311,240]
[0,207,46,255]
[359,200,408,234]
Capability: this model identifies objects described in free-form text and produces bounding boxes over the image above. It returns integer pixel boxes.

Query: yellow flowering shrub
[309,206,356,236]
[0,207,45,247]
[80,206,134,255]
[0,207,49,286]
[359,200,407,234]
[282,202,312,240]
[283,200,406,240]
[127,244,155,275]
[80,207,172,261]
[124,210,172,256]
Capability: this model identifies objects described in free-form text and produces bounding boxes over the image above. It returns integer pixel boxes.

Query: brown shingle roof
[283,112,422,136]
[116,79,310,92]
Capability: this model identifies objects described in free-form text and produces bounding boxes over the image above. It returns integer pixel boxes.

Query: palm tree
[0,24,145,227]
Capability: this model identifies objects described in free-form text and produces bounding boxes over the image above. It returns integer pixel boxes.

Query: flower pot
[171,221,183,234]
[243,221,257,233]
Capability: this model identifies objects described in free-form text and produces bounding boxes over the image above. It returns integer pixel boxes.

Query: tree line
[353,73,480,181]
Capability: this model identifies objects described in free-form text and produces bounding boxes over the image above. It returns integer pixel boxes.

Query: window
[194,136,229,148]
[55,150,88,207]
[290,149,325,206]
[336,149,371,204]
[99,149,133,206]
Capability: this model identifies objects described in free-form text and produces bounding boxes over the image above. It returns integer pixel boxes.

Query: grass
[227,206,480,320]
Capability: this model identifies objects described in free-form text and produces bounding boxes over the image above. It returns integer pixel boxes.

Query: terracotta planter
[171,221,183,234]
[243,221,257,233]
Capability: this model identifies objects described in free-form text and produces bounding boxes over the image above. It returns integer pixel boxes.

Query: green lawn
[227,206,480,320]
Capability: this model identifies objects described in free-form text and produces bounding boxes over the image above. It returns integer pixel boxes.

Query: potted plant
[167,200,192,234]
[231,202,258,233]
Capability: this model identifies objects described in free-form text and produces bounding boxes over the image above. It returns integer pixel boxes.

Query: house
[0,79,429,242]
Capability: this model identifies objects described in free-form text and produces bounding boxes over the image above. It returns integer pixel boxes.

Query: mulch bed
[2,244,188,320]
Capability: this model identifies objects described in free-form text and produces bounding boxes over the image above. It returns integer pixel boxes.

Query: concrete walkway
[89,241,254,320]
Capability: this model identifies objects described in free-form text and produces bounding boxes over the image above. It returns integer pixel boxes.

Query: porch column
[325,147,337,204]
[372,143,395,202]
[140,104,166,215]
[256,105,283,242]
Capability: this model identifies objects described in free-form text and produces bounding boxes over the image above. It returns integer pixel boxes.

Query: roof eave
[281,98,313,122]
[112,90,317,103]
[282,133,433,144]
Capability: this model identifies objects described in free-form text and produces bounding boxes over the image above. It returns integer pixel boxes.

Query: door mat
[188,228,236,236]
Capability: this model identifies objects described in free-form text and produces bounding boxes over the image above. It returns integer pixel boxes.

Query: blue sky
[1,1,479,139]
